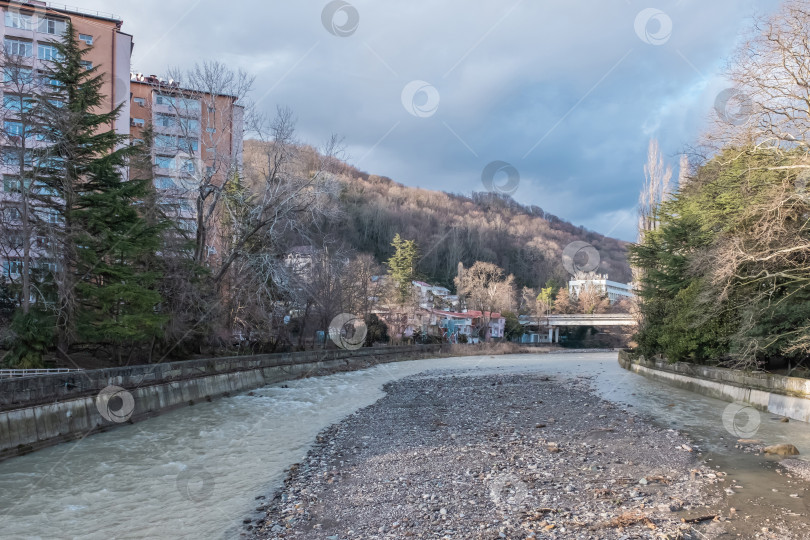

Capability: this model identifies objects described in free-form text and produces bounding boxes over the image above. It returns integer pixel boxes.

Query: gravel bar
[248,370,730,539]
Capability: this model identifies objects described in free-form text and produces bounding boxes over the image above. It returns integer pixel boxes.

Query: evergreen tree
[0,276,14,324]
[386,234,418,303]
[31,22,164,359]
[4,309,54,368]
[503,311,524,341]
[73,153,166,362]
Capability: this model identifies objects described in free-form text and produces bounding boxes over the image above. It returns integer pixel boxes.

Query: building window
[180,160,195,174]
[36,206,60,224]
[3,147,33,167]
[2,207,20,223]
[154,134,175,150]
[156,113,175,128]
[206,127,216,133]
[33,180,56,196]
[131,138,144,146]
[156,94,199,110]
[131,118,145,127]
[3,94,34,111]
[180,117,199,132]
[79,60,92,71]
[155,156,175,169]
[37,71,62,87]
[177,97,198,110]
[2,174,26,193]
[3,67,33,85]
[5,11,35,30]
[154,176,176,190]
[40,18,66,35]
[5,37,33,58]
[2,174,16,192]
[181,137,199,152]
[6,232,23,249]
[133,97,145,106]
[79,33,93,45]
[37,43,61,61]
[4,120,24,137]
[2,258,23,277]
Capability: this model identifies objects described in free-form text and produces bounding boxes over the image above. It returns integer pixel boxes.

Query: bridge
[545,313,636,326]
[519,313,636,343]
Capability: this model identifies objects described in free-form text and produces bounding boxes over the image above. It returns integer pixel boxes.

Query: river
[1,351,809,538]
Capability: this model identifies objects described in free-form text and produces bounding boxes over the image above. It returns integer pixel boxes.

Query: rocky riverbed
[247,370,780,539]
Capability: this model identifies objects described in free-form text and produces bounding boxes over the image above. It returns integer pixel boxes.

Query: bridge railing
[520,313,637,326]
[546,314,634,319]
[0,368,84,379]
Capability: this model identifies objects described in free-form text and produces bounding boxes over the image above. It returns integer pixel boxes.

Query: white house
[568,272,634,303]
[412,280,457,309]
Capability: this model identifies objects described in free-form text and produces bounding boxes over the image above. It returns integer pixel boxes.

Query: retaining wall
[0,345,444,461]
[618,351,810,422]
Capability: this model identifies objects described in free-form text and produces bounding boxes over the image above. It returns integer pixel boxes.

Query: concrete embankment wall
[618,351,810,422]
[0,345,444,462]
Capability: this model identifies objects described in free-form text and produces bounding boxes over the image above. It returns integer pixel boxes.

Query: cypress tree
[386,234,418,303]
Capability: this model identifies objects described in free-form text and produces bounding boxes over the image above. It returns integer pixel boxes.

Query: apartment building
[0,1,245,279]
[129,73,245,235]
[0,1,131,133]
[0,1,131,280]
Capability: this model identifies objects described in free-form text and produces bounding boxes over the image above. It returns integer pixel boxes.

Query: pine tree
[73,153,166,362]
[32,22,164,359]
[385,234,418,303]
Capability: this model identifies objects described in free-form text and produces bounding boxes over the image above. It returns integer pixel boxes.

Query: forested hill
[246,140,632,290]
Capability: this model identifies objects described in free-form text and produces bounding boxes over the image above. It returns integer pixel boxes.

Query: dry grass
[603,511,657,530]
[446,342,552,357]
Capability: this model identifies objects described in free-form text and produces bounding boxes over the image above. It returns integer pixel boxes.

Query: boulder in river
[763,444,800,456]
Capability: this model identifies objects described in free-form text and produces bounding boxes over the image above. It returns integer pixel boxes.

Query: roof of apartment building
[130,73,242,101]
[2,1,122,25]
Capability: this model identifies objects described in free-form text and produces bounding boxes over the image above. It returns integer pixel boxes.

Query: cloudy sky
[75,0,779,241]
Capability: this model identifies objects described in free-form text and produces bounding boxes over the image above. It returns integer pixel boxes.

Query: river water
[1,351,809,539]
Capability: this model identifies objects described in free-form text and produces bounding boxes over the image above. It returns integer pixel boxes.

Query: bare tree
[637,138,672,238]
[140,62,341,349]
[454,261,515,341]
[552,287,576,315]
[676,154,690,187]
[214,109,341,288]
[144,61,255,266]
[0,49,45,315]
[718,0,810,156]
[575,281,610,315]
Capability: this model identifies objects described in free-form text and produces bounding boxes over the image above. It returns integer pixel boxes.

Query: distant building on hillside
[411,280,458,309]
[430,309,505,343]
[284,245,318,279]
[568,272,633,303]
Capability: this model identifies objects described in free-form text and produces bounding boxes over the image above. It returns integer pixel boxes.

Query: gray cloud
[78,0,780,241]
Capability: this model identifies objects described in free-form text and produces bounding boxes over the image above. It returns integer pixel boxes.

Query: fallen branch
[681,515,716,524]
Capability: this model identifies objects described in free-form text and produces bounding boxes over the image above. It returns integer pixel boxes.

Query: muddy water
[0,352,807,538]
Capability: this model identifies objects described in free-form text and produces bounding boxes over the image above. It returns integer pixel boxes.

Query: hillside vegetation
[244,140,632,291]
